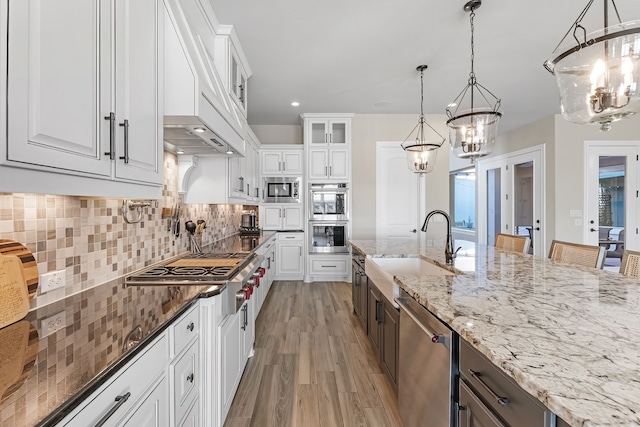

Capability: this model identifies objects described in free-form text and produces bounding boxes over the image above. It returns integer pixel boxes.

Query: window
[450,168,476,230]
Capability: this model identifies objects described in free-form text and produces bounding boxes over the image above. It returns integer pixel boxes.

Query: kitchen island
[350,238,640,427]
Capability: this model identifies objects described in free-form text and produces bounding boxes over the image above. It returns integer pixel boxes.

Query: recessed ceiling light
[447,103,457,108]
[194,127,206,133]
[226,149,234,155]
[176,149,185,154]
[291,101,300,107]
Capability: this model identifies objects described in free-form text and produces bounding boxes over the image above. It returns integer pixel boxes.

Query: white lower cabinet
[178,399,199,427]
[219,311,242,424]
[172,340,199,426]
[61,333,169,426]
[276,233,305,279]
[120,377,169,427]
[307,254,351,282]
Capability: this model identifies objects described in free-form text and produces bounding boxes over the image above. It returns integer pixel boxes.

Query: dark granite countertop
[0,231,277,427]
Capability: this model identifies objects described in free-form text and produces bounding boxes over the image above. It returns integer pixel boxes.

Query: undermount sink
[365,257,454,308]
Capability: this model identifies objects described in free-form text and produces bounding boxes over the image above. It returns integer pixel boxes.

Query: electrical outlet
[40,311,66,337]
[40,270,66,293]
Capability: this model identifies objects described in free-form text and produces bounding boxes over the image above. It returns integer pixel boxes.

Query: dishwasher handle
[396,297,446,345]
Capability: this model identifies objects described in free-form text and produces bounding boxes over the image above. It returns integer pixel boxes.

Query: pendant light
[446,0,502,164]
[544,0,640,131]
[401,65,445,174]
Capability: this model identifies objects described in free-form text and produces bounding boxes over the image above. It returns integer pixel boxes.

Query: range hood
[163,0,247,156]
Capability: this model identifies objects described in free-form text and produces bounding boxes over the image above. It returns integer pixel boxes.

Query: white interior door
[478,145,545,256]
[585,143,639,253]
[376,142,420,240]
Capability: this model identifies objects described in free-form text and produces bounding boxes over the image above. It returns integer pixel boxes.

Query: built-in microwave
[263,177,301,203]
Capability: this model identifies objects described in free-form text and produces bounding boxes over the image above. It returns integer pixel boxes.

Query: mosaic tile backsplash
[0,152,257,309]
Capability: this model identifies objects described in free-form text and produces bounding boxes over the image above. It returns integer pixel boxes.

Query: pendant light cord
[469,10,475,82]
[420,67,425,117]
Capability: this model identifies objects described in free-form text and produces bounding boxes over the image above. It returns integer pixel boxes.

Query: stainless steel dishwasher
[397,289,457,427]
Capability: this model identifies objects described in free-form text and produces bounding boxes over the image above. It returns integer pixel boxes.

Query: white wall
[352,114,450,239]
[252,125,302,145]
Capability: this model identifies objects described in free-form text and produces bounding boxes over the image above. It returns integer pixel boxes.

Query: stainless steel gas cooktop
[125,252,255,286]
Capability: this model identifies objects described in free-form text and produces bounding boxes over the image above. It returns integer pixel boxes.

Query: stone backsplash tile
[0,152,257,310]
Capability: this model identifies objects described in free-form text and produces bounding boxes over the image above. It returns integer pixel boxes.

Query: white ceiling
[209,0,640,134]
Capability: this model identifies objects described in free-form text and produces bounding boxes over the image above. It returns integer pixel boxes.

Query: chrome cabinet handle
[299,247,302,256]
[325,166,328,175]
[104,112,115,160]
[321,265,337,268]
[329,166,332,176]
[468,369,510,406]
[282,161,286,170]
[187,322,195,332]
[95,392,131,427]
[119,119,129,163]
[186,373,194,383]
[278,161,282,171]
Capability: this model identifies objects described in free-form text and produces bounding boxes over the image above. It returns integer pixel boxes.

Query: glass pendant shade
[403,139,439,173]
[447,108,501,163]
[545,1,640,131]
[401,65,445,174]
[446,1,502,164]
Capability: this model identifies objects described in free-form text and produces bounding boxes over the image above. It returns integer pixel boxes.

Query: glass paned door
[486,167,502,247]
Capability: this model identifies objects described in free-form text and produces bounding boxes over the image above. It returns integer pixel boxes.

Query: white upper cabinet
[260,146,303,176]
[2,0,163,195]
[302,114,352,183]
[214,25,252,119]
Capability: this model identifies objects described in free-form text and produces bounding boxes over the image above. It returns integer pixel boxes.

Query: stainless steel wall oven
[309,222,349,253]
[309,183,348,221]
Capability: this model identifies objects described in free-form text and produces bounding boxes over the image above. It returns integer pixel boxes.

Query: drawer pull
[186,373,194,383]
[468,369,510,406]
[187,322,195,332]
[321,265,337,268]
[95,392,131,426]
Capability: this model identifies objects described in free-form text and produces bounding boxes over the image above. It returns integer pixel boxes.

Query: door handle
[119,119,129,163]
[410,229,417,233]
[590,228,597,232]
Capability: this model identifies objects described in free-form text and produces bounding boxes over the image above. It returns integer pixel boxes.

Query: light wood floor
[224,281,403,427]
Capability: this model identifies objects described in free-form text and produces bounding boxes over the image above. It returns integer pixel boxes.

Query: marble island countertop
[350,238,640,427]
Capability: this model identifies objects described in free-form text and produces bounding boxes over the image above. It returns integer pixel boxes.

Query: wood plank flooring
[224,281,403,427]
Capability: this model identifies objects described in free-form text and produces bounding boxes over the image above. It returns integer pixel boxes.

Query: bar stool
[495,233,530,254]
[548,240,606,269]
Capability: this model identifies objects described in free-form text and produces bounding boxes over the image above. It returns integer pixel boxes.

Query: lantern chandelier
[544,0,640,131]
[446,0,502,164]
[401,65,445,174]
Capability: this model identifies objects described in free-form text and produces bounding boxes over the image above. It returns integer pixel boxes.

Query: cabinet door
[220,313,242,419]
[351,260,361,316]
[282,151,303,174]
[178,399,199,427]
[458,380,508,427]
[228,156,245,199]
[241,299,254,362]
[359,273,369,332]
[262,151,283,175]
[367,287,381,352]
[328,120,348,145]
[262,206,282,230]
[329,148,349,180]
[113,0,162,184]
[308,149,329,180]
[121,376,169,427]
[381,300,399,388]
[6,0,111,176]
[282,205,303,230]
[277,243,303,276]
[308,120,329,145]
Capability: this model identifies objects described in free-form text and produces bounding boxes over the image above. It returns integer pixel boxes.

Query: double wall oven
[309,183,349,253]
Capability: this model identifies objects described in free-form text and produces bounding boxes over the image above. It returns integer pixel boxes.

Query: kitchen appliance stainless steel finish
[263,177,300,203]
[397,289,457,427]
[125,252,261,315]
[309,222,349,253]
[241,210,256,228]
[309,183,348,221]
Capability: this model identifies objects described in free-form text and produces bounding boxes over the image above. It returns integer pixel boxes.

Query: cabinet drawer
[172,305,199,357]
[173,340,199,424]
[459,340,551,427]
[63,334,169,426]
[309,257,349,275]
[277,232,303,242]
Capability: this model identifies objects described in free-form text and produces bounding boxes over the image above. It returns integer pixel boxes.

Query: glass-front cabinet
[308,120,349,145]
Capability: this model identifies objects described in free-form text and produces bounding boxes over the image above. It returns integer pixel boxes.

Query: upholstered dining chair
[495,233,531,254]
[548,240,606,269]
[606,229,625,259]
[620,249,640,277]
